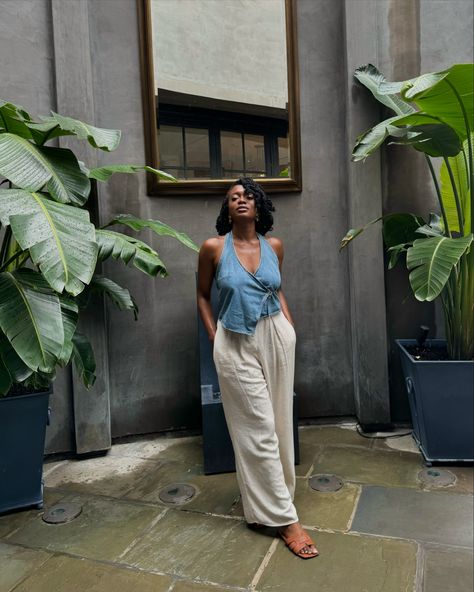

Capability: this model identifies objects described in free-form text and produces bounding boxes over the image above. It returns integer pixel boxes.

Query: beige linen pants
[213,311,299,527]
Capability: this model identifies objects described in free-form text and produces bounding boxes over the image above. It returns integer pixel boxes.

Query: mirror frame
[137,0,301,196]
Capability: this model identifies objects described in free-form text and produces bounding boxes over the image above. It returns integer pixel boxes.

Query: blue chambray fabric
[215,232,281,335]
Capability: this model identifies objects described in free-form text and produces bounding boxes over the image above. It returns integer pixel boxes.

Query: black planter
[397,339,474,464]
[0,389,51,513]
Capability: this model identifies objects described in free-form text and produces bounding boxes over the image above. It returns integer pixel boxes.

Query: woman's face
[227,184,257,223]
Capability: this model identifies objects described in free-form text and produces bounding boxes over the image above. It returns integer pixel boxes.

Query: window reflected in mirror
[151,0,290,181]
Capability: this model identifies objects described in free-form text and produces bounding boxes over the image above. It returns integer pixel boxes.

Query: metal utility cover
[42,502,82,524]
[159,483,196,504]
[309,474,344,492]
[418,468,456,487]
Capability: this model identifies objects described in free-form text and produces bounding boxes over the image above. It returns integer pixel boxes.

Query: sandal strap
[280,533,317,553]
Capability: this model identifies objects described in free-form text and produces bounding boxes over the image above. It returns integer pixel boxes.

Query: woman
[197,177,319,559]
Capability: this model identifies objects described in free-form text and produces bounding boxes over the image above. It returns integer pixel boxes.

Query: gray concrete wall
[93,0,354,436]
[1,0,472,450]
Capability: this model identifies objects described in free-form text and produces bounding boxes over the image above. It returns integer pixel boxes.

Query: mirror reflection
[151,0,290,181]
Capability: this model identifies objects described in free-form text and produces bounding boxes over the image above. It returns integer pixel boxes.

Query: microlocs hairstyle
[215,177,275,236]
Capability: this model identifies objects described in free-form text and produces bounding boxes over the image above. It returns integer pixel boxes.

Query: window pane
[158,125,184,171]
[221,131,243,176]
[278,136,290,176]
[185,128,210,178]
[244,134,265,174]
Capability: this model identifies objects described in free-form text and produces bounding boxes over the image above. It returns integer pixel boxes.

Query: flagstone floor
[0,422,472,592]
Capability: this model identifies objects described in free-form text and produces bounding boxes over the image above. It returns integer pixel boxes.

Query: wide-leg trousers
[213,311,299,527]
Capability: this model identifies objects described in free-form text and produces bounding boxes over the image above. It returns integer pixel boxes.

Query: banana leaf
[407,234,473,301]
[0,134,90,205]
[106,214,199,252]
[0,189,97,295]
[95,229,168,277]
[0,269,65,372]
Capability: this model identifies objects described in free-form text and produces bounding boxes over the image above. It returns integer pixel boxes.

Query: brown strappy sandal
[278,529,319,559]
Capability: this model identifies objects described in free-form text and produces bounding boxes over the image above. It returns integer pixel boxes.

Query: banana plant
[0,100,198,395]
[340,64,473,360]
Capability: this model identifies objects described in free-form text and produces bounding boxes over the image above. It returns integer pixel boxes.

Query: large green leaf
[0,332,34,395]
[407,234,473,301]
[95,229,167,277]
[26,112,121,151]
[87,276,138,319]
[401,65,474,140]
[440,139,471,235]
[0,189,97,295]
[57,296,79,365]
[353,112,462,161]
[88,164,176,182]
[382,213,425,247]
[354,64,415,116]
[0,269,64,372]
[71,331,96,389]
[106,214,199,252]
[0,134,90,205]
[0,101,34,139]
[352,116,402,161]
[388,123,461,157]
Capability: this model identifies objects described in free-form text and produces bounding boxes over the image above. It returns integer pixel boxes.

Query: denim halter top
[215,232,281,335]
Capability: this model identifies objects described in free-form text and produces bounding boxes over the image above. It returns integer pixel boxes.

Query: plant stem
[0,249,25,272]
[445,79,473,233]
[0,227,12,265]
[425,155,450,236]
[443,157,464,235]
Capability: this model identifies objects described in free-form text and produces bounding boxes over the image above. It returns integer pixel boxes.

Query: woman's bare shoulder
[266,235,284,256]
[199,236,225,262]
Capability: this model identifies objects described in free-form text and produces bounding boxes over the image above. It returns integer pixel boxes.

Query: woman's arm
[267,236,295,327]
[197,238,220,341]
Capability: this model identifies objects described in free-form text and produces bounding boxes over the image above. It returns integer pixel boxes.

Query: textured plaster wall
[89,0,354,437]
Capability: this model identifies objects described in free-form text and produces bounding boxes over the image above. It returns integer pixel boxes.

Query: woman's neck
[231,222,258,242]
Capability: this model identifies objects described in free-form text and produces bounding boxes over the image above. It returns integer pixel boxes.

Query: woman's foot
[278,521,319,558]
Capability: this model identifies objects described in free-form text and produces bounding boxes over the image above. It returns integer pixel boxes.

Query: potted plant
[340,64,473,463]
[0,99,198,512]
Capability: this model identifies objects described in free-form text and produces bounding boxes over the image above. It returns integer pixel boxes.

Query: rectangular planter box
[397,339,474,464]
[0,390,51,514]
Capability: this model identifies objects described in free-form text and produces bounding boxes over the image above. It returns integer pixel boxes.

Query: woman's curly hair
[215,177,275,235]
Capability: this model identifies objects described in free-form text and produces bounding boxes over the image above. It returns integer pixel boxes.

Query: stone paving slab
[44,455,163,498]
[351,485,474,547]
[298,425,372,449]
[0,490,65,539]
[315,445,423,488]
[7,494,163,562]
[109,436,204,466]
[294,479,360,530]
[255,530,417,592]
[171,580,238,592]
[373,433,421,454]
[0,542,51,592]
[121,508,273,588]
[122,461,241,515]
[295,441,320,476]
[11,554,173,592]
[422,546,474,592]
[229,478,360,531]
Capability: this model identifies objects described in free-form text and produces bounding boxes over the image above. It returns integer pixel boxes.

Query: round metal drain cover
[159,483,196,504]
[42,502,82,524]
[309,474,343,492]
[418,468,456,487]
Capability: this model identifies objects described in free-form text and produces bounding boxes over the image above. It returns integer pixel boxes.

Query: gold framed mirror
[138,0,301,196]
